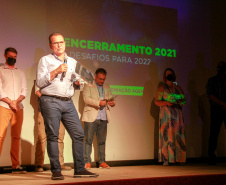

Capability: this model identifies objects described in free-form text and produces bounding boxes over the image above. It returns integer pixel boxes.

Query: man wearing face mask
[206,61,226,165]
[0,47,27,173]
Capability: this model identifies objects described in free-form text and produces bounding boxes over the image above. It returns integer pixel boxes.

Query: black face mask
[166,74,175,81]
[7,57,16,66]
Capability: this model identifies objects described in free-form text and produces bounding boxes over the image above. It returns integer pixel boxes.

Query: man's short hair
[4,47,17,55]
[95,68,107,75]
[49,32,64,44]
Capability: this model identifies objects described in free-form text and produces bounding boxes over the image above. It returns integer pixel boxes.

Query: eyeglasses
[96,77,106,81]
[51,41,65,45]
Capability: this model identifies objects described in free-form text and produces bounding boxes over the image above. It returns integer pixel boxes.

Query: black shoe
[178,162,185,166]
[74,169,99,178]
[208,156,217,165]
[51,171,64,180]
[208,159,217,165]
[12,166,27,174]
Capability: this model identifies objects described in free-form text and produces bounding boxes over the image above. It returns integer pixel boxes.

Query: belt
[42,95,71,101]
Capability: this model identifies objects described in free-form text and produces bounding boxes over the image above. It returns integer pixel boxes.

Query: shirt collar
[3,64,17,70]
[95,81,104,87]
[52,52,67,62]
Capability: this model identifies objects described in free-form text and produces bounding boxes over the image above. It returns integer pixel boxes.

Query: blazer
[82,82,113,123]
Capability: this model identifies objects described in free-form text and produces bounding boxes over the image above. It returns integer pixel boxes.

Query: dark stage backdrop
[0,0,225,167]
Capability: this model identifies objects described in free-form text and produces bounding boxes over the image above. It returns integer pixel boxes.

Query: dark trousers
[40,96,85,173]
[84,120,107,164]
[208,106,226,158]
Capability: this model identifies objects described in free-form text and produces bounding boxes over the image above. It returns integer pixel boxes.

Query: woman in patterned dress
[155,68,186,166]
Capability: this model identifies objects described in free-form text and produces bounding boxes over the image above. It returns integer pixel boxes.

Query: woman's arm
[154,84,173,107]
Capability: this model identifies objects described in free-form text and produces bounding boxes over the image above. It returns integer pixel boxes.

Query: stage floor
[1,164,226,185]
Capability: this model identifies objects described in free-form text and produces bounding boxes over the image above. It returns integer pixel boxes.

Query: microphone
[62,56,68,78]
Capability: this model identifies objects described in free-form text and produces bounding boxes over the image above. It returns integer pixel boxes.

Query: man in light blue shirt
[36,32,98,180]
[82,68,115,169]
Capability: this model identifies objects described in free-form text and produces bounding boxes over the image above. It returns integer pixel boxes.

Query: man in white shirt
[0,47,27,174]
[36,32,98,180]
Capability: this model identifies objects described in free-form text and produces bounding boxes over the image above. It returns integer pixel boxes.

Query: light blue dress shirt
[96,83,107,121]
[36,53,80,98]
